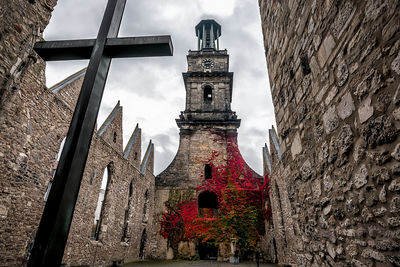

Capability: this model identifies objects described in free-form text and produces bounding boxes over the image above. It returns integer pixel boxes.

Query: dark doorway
[139,228,147,259]
[198,240,218,260]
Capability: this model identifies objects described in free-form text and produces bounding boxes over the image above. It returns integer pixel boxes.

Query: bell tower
[177,19,240,131]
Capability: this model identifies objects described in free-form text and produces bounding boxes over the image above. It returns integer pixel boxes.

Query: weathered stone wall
[0,0,57,118]
[0,61,157,266]
[0,4,157,263]
[259,0,400,265]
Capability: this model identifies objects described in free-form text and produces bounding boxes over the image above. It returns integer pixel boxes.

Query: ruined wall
[259,0,400,265]
[0,62,157,266]
[0,2,60,262]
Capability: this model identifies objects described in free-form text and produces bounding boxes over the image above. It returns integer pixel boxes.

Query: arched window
[204,85,212,103]
[121,179,134,242]
[91,163,113,240]
[142,190,149,223]
[198,191,218,218]
[44,137,66,201]
[204,164,212,179]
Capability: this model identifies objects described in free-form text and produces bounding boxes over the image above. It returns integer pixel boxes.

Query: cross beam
[34,36,173,60]
[27,0,173,266]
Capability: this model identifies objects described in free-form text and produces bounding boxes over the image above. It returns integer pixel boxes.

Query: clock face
[202,59,214,69]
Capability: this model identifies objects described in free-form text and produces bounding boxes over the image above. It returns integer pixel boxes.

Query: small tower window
[113,132,117,143]
[205,164,212,179]
[204,85,212,103]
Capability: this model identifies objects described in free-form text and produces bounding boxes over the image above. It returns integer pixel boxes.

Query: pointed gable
[269,126,282,166]
[49,68,86,110]
[123,124,142,169]
[263,143,272,175]
[98,101,123,152]
[140,141,154,175]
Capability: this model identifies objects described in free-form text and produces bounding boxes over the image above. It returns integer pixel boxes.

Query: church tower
[155,20,261,260]
[157,19,248,189]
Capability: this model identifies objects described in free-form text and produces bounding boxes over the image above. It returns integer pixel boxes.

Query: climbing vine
[160,133,270,256]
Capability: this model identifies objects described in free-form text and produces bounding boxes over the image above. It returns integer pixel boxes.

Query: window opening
[204,85,212,103]
[198,191,218,218]
[91,163,112,240]
[204,164,212,179]
[139,228,147,259]
[121,179,134,242]
[113,132,117,143]
[44,137,66,201]
[142,190,149,223]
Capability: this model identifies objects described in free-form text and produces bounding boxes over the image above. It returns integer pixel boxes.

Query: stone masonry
[0,1,158,265]
[259,0,400,266]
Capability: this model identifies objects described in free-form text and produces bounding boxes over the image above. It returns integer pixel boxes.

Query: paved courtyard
[124,260,279,267]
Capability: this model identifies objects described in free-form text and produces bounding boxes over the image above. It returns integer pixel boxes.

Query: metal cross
[27,0,173,266]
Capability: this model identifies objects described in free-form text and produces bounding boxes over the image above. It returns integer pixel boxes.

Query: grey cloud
[43,0,276,176]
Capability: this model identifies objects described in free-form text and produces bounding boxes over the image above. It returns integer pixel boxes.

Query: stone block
[391,143,400,161]
[353,164,368,189]
[388,179,400,191]
[358,97,374,124]
[361,115,397,149]
[393,107,400,120]
[300,160,312,180]
[337,92,355,120]
[335,61,349,87]
[322,106,339,134]
[312,179,321,198]
[317,34,336,67]
[326,241,336,259]
[387,217,400,227]
[291,132,302,159]
[390,197,400,213]
[361,248,385,262]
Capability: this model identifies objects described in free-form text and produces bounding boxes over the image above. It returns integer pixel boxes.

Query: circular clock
[202,59,214,69]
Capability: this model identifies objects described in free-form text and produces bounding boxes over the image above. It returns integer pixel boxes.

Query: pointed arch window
[204,85,212,103]
[91,163,113,240]
[44,137,66,201]
[121,179,134,242]
[142,189,149,223]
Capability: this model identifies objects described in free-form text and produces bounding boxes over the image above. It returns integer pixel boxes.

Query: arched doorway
[197,191,218,260]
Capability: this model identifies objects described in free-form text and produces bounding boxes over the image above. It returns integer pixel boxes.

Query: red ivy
[160,134,270,252]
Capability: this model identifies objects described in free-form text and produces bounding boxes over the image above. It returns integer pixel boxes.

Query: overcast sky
[43,0,276,175]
